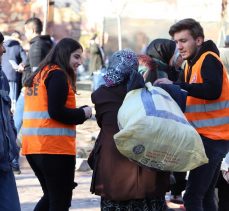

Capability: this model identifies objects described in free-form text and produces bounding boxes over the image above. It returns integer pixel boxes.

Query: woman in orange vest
[22,38,92,211]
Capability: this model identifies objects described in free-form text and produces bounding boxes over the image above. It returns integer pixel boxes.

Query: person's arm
[19,45,27,64]
[17,46,27,73]
[21,57,32,86]
[1,70,17,136]
[174,55,223,100]
[10,111,17,137]
[45,70,88,125]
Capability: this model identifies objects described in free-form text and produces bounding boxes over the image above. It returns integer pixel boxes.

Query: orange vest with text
[22,65,77,155]
[184,51,229,140]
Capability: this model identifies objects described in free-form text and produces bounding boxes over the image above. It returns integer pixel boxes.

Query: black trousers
[26,154,76,211]
[170,172,187,196]
[216,172,229,211]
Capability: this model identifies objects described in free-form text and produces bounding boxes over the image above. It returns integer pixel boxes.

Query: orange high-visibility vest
[184,51,229,140]
[22,65,77,155]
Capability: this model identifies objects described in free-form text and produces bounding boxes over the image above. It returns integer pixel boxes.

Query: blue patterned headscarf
[103,49,144,91]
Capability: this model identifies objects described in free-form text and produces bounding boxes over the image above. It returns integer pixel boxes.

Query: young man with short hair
[22,17,53,85]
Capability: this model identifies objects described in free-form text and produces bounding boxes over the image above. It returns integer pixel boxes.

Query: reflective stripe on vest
[184,51,229,140]
[186,100,229,113]
[23,111,76,136]
[190,116,229,128]
[22,127,76,136]
[23,111,50,119]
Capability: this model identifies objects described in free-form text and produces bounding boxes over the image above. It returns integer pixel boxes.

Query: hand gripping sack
[114,82,208,172]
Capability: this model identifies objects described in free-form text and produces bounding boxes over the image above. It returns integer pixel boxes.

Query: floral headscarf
[103,49,144,91]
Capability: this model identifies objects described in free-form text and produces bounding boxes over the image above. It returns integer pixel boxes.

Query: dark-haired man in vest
[154,18,229,211]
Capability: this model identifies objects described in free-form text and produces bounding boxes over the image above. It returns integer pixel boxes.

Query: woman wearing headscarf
[89,49,170,210]
[146,40,187,204]
[146,38,183,81]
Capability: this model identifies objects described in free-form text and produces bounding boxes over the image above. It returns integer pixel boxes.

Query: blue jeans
[12,91,25,169]
[14,90,24,133]
[183,136,229,211]
[0,169,21,211]
[8,81,17,110]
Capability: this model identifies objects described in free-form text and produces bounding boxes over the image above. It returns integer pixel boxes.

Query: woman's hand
[82,106,92,119]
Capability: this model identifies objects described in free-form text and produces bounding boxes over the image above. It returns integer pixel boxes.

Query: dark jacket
[175,40,223,100]
[90,84,170,201]
[0,67,18,171]
[1,39,27,81]
[22,35,53,85]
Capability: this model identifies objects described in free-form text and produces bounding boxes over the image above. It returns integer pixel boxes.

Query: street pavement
[16,161,100,211]
[15,160,184,211]
[15,82,185,211]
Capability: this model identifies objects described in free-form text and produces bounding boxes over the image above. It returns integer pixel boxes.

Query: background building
[0,0,228,56]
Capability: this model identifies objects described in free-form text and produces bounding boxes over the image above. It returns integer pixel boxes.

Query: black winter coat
[22,35,53,85]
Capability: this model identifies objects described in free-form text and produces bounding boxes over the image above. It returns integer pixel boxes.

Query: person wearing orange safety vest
[154,18,229,211]
[21,38,92,211]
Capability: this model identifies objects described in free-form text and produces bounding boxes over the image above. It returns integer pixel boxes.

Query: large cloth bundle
[114,82,208,172]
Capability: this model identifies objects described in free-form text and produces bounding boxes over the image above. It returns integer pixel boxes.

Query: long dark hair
[25,38,83,91]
